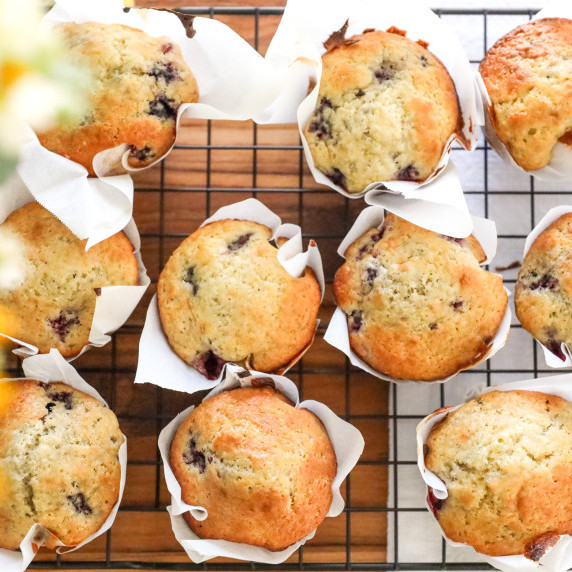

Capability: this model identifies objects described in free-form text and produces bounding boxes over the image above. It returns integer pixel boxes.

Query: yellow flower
[0,0,89,181]
[0,62,28,92]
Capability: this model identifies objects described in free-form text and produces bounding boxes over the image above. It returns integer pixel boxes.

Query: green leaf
[0,155,18,186]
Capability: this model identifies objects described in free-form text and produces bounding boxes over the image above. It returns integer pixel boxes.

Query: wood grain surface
[11,2,390,570]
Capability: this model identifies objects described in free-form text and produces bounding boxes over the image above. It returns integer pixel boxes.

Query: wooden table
[16,2,390,570]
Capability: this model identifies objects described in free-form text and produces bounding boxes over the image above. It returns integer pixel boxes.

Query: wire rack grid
[9,4,566,571]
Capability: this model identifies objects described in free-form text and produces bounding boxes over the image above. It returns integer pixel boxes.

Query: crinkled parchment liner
[264,0,480,237]
[17,0,285,247]
[476,4,572,182]
[134,197,325,393]
[323,205,512,384]
[0,350,127,572]
[0,174,149,361]
[417,374,572,572]
[518,205,572,369]
[158,364,364,563]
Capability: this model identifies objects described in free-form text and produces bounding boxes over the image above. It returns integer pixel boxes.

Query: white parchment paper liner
[135,198,325,393]
[158,364,364,564]
[18,0,285,247]
[417,374,572,572]
[0,174,150,360]
[477,3,572,182]
[323,204,512,384]
[519,205,572,368]
[265,0,479,237]
[0,349,127,572]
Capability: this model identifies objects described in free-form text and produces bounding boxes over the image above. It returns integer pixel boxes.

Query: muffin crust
[158,219,320,379]
[334,214,507,380]
[426,390,572,557]
[169,386,337,551]
[0,380,123,550]
[480,18,572,171]
[0,202,139,356]
[515,212,572,361]
[37,22,199,174]
[304,27,460,192]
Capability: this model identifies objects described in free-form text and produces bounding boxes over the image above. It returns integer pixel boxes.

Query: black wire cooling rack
[16,5,569,571]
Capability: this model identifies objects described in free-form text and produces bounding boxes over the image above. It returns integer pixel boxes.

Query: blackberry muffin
[0,202,139,356]
[425,390,572,558]
[157,219,321,379]
[169,386,337,550]
[36,21,199,175]
[0,379,123,550]
[303,26,460,193]
[334,213,508,380]
[480,18,572,171]
[515,212,572,361]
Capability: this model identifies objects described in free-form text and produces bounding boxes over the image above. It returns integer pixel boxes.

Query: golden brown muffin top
[0,380,123,550]
[515,212,572,362]
[0,202,139,357]
[426,390,572,557]
[169,386,337,551]
[480,18,572,170]
[158,219,320,378]
[304,27,460,192]
[334,213,507,380]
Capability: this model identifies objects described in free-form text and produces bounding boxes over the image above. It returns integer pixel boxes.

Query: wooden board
[7,3,390,570]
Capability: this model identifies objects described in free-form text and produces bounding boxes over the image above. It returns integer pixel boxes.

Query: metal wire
[25,6,545,571]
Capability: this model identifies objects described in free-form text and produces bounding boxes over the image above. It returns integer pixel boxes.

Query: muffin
[169,385,337,550]
[157,219,321,379]
[425,390,572,558]
[480,18,572,171]
[0,379,123,550]
[515,212,572,361]
[0,202,139,356]
[303,26,460,193]
[36,21,199,175]
[333,213,508,380]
